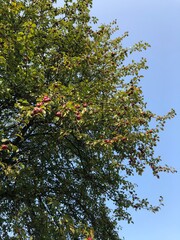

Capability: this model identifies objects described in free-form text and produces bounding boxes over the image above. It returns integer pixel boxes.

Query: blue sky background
[91,0,180,239]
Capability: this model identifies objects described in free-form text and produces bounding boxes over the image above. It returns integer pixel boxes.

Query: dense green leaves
[0,0,176,239]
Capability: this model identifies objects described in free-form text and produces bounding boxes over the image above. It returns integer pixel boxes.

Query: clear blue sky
[91,0,180,239]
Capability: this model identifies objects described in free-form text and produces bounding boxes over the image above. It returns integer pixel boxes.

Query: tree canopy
[0,0,176,239]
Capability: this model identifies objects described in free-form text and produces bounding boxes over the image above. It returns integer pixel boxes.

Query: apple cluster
[55,102,88,121]
[31,107,43,116]
[32,95,51,116]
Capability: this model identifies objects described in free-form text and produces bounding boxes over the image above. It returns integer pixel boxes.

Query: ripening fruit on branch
[76,114,82,120]
[31,107,43,116]
[1,144,8,150]
[75,104,81,109]
[42,96,51,102]
[83,102,88,107]
[55,111,63,117]
[36,102,43,107]
[104,139,112,144]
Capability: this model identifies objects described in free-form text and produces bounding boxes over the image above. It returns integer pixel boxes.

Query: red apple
[104,139,111,144]
[32,107,43,116]
[55,111,62,117]
[36,102,43,107]
[1,144,8,150]
[83,102,88,107]
[76,114,81,120]
[75,104,81,109]
[43,96,51,102]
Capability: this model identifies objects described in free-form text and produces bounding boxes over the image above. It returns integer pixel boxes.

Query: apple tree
[0,0,176,239]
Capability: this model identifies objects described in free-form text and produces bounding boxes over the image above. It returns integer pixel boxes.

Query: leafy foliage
[0,0,176,239]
